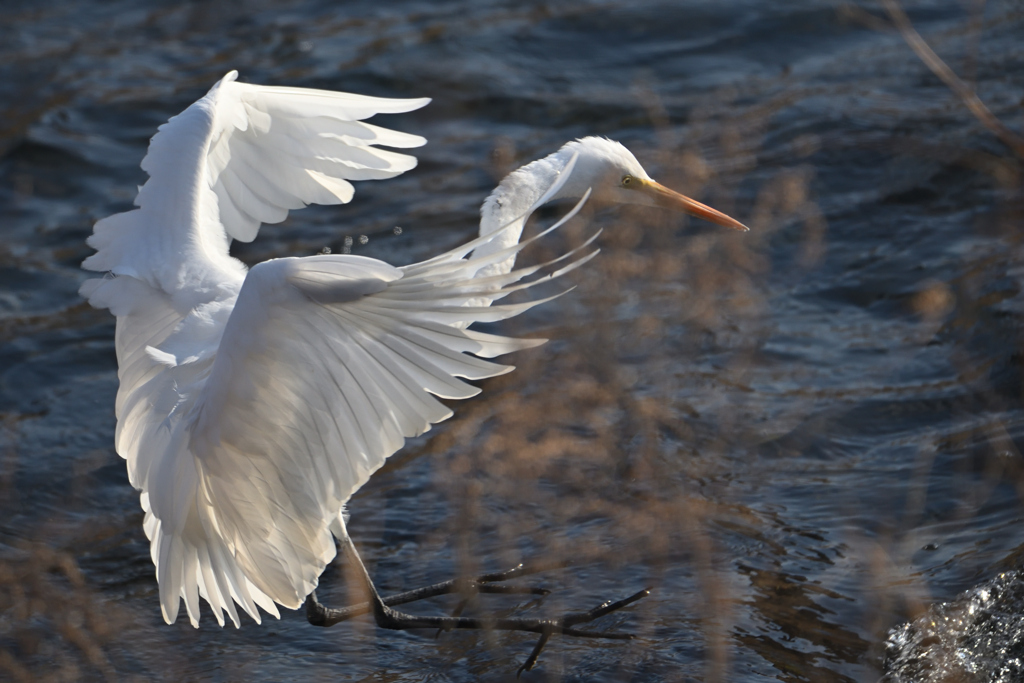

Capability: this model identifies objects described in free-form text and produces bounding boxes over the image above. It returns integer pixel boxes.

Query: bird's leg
[305,537,650,674]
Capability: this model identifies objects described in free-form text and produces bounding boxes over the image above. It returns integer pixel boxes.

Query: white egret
[80,71,746,669]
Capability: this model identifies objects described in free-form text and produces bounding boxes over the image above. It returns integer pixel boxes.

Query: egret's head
[561,137,748,231]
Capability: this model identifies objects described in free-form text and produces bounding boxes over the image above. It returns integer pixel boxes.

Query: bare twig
[880,0,1024,159]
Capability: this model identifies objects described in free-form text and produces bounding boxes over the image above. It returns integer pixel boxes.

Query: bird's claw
[515,587,652,677]
[434,572,552,638]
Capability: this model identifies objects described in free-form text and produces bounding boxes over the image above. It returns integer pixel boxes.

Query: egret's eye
[622,175,634,187]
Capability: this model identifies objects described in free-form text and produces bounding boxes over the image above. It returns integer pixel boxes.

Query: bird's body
[81,71,745,631]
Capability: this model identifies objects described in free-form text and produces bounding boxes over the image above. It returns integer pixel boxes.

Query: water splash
[884,571,1024,683]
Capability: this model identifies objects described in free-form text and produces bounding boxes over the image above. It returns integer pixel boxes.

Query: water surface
[2,1,1023,680]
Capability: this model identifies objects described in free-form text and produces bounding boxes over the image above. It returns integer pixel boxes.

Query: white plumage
[81,71,591,628]
[82,71,746,630]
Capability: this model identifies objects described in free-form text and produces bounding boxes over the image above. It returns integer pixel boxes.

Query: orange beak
[638,178,749,231]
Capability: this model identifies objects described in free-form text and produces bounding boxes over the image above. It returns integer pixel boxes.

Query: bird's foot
[305,563,550,628]
[516,588,651,676]
[431,564,553,638]
[367,585,651,676]
[306,546,650,674]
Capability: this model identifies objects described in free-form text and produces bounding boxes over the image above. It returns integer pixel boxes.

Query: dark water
[2,0,1024,681]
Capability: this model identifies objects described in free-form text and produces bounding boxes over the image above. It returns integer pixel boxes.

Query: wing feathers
[208,74,426,244]
[243,85,431,118]
[139,199,592,625]
[79,71,595,629]
[82,70,428,287]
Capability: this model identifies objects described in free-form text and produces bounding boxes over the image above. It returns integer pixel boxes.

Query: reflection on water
[1,0,1023,680]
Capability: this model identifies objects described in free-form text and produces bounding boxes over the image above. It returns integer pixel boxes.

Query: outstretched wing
[145,199,596,629]
[79,72,433,627]
[82,70,429,300]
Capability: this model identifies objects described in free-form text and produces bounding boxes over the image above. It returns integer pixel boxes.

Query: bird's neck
[474,147,579,278]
